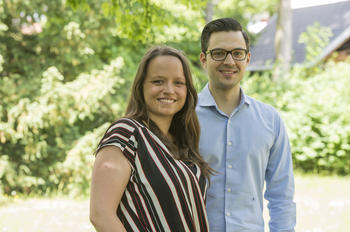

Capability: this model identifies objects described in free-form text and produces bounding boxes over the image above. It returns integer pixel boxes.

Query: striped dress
[96,118,209,232]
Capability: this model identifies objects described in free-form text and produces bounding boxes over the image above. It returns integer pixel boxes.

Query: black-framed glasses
[205,48,248,61]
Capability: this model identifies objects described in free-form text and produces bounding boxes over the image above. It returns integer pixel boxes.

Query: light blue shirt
[197,84,296,232]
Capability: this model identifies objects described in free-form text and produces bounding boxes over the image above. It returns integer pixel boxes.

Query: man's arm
[265,114,296,232]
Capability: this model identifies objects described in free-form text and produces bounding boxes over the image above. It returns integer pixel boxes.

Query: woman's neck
[149,115,172,137]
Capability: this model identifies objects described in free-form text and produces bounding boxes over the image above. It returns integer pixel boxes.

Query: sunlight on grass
[264,174,350,232]
[0,174,349,232]
[0,197,94,232]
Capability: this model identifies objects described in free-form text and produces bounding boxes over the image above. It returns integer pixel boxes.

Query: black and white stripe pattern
[97,118,209,232]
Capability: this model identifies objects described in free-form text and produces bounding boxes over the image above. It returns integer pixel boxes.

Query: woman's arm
[90,146,132,232]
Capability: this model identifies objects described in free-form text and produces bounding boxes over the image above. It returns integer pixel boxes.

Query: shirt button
[228,164,232,169]
[226,212,231,216]
[227,188,231,192]
[228,141,232,146]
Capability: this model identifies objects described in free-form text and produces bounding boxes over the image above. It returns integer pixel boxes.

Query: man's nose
[223,53,236,65]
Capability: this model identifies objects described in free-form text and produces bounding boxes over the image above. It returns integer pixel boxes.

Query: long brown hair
[125,45,213,180]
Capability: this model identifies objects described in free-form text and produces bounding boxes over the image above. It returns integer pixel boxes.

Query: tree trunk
[205,0,214,23]
[273,0,292,81]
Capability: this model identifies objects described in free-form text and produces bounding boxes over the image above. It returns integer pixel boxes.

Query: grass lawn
[264,174,350,232]
[0,174,349,232]
[0,197,94,232]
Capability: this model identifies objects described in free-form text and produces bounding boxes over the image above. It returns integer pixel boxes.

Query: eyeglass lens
[211,49,246,61]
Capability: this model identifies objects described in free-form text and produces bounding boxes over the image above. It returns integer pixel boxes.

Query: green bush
[0,58,125,197]
[243,61,350,175]
[2,0,348,199]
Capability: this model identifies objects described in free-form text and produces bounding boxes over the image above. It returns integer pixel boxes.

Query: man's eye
[213,51,225,56]
[233,51,243,57]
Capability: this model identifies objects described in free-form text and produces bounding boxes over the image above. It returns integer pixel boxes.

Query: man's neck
[209,85,241,116]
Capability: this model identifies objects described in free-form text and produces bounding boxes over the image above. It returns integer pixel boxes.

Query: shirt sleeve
[264,113,296,232]
[96,118,138,171]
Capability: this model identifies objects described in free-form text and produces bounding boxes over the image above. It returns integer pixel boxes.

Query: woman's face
[143,55,187,123]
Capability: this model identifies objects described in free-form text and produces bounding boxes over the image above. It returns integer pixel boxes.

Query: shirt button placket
[225,118,233,222]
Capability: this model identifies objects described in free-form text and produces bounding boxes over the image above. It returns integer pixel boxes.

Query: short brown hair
[201,17,250,52]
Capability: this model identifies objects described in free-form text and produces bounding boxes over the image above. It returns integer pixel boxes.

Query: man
[196,17,296,232]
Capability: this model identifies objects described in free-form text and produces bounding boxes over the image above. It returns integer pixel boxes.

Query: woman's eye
[175,81,186,85]
[152,80,163,85]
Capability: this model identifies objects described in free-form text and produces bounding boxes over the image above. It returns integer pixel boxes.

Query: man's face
[200,31,250,92]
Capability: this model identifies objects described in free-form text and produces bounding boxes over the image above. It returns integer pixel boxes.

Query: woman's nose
[163,82,175,93]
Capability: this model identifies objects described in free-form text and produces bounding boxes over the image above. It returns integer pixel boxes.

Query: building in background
[248,0,350,71]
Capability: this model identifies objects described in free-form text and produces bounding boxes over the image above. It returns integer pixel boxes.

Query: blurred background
[0,0,349,231]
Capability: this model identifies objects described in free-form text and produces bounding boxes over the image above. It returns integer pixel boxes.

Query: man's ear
[246,51,251,64]
[199,52,207,68]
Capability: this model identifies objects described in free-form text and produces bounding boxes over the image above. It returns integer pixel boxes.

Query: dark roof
[247,1,350,71]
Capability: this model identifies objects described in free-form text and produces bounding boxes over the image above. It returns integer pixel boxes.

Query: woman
[90,45,212,232]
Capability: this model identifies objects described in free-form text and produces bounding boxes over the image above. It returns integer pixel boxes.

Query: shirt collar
[198,84,251,107]
[198,84,216,107]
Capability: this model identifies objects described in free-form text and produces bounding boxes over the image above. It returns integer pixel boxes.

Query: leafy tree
[243,60,350,175]
[0,0,138,196]
[273,0,292,81]
[299,22,333,65]
[1,0,282,197]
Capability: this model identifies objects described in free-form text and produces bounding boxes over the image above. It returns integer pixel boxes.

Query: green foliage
[1,58,125,196]
[0,0,204,198]
[243,61,350,175]
[68,0,206,43]
[215,0,277,25]
[287,62,350,174]
[0,0,284,198]
[55,123,110,197]
[213,0,278,44]
[0,54,3,73]
[298,22,333,64]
